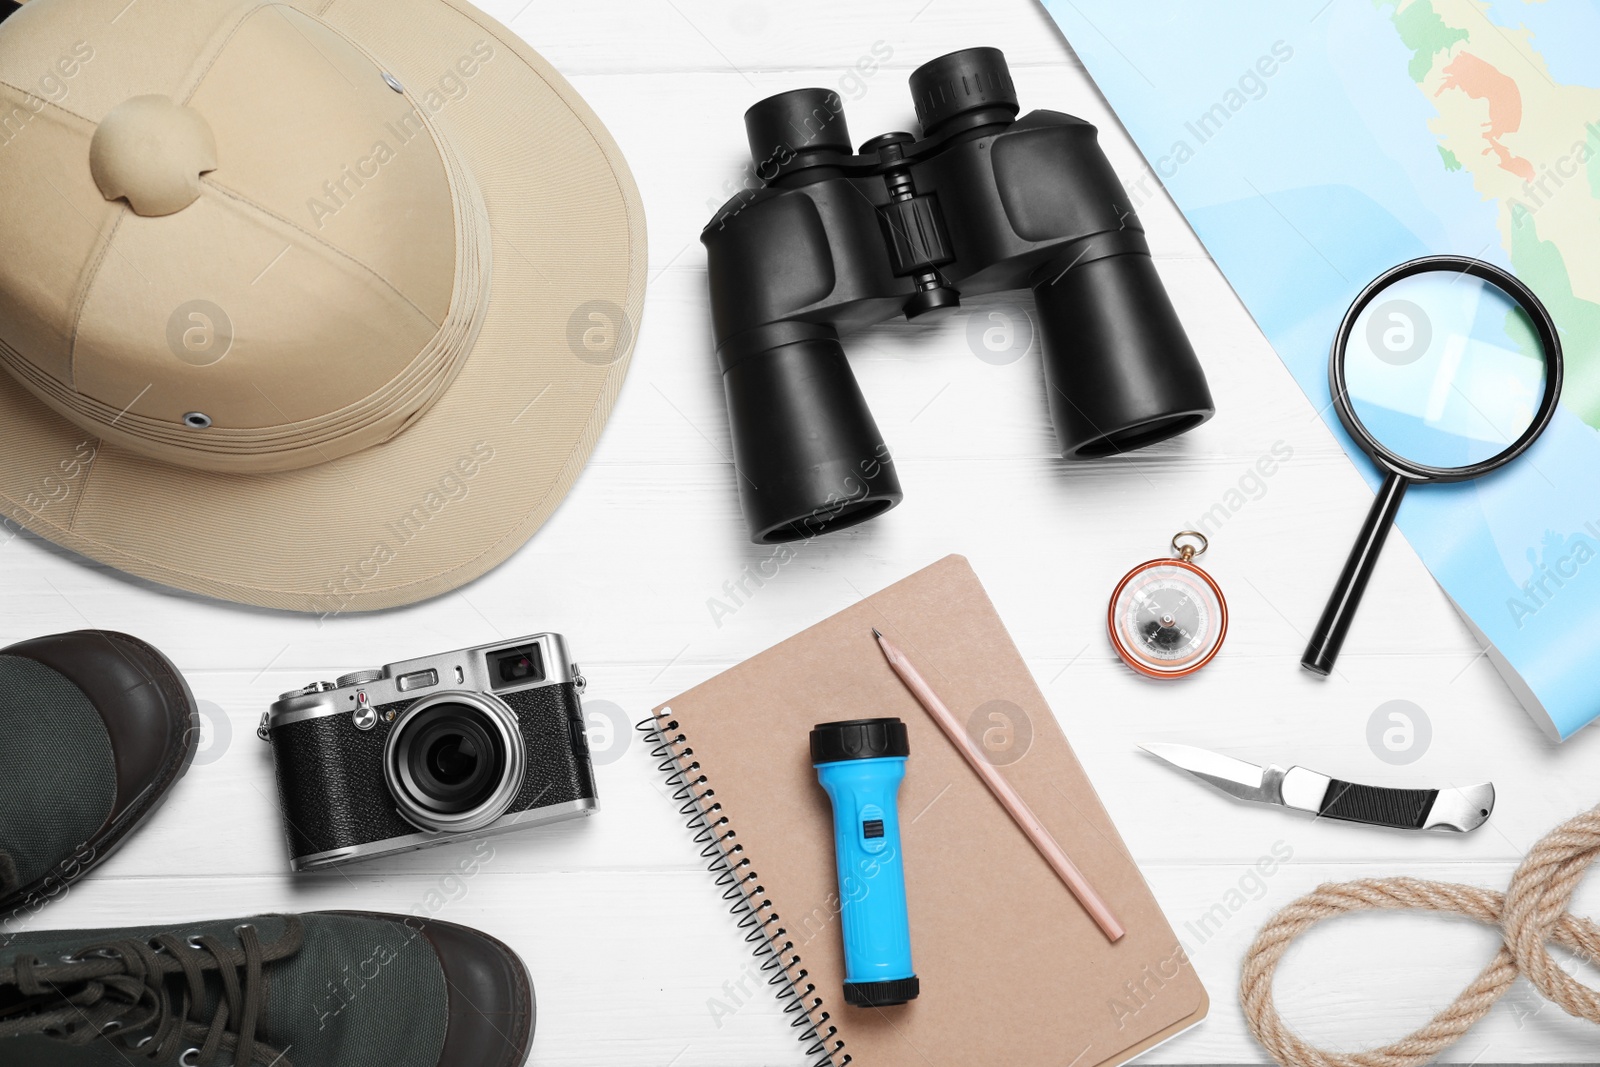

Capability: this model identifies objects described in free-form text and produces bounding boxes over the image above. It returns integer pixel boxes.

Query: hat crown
[0,0,647,612]
[0,0,481,473]
[89,95,218,217]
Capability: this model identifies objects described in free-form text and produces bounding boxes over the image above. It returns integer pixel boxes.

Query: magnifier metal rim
[1328,254,1563,484]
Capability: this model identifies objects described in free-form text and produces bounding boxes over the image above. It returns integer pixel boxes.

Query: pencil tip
[871,627,884,639]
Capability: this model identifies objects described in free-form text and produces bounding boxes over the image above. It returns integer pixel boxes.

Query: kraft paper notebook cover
[647,555,1207,1066]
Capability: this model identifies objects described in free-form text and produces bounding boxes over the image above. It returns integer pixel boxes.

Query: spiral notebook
[647,555,1207,1066]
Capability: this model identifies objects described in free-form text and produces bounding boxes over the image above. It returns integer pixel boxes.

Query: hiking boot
[0,631,198,923]
[0,911,535,1066]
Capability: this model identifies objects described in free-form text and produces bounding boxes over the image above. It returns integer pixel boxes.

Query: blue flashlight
[810,717,919,1007]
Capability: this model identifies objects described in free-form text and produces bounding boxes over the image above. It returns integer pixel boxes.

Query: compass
[1107,532,1228,678]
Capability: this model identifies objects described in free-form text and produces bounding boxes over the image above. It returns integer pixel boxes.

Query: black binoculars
[701,48,1215,544]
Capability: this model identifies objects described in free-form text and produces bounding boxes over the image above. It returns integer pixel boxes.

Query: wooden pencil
[873,627,1127,943]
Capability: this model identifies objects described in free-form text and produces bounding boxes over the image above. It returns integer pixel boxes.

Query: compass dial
[1108,560,1227,677]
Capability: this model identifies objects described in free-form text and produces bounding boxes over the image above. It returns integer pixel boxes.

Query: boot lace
[0,914,303,1066]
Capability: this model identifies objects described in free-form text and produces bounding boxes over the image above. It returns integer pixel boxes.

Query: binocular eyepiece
[704,48,1215,544]
[745,48,1021,168]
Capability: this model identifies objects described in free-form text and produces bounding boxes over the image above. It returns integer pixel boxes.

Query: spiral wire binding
[639,712,848,1066]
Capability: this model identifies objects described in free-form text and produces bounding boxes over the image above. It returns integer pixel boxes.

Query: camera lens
[406,706,501,812]
[429,733,479,783]
[386,695,526,833]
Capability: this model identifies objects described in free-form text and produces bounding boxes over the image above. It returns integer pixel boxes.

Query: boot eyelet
[186,936,206,949]
[178,1050,229,1067]
[62,947,117,964]
[233,923,256,937]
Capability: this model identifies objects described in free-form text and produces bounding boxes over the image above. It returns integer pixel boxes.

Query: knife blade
[1139,742,1493,833]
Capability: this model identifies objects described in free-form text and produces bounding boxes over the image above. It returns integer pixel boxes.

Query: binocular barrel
[722,330,902,545]
[1033,253,1213,456]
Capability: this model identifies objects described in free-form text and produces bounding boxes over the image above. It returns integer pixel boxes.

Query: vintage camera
[703,47,1214,543]
[258,634,598,871]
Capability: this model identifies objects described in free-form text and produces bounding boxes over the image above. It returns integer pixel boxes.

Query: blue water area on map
[1480,0,1600,87]
[1188,186,1426,343]
[1405,407,1600,737]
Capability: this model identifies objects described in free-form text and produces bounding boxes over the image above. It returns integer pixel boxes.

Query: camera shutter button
[351,690,379,731]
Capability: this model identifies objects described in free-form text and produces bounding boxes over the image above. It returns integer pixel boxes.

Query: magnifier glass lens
[1343,270,1548,470]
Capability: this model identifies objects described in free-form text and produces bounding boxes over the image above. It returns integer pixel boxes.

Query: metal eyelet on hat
[183,412,212,429]
[382,72,405,93]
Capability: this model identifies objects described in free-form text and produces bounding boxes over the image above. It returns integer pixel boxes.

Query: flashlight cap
[844,975,920,1007]
[810,717,910,764]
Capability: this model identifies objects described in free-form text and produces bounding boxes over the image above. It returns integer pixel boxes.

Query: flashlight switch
[859,804,887,853]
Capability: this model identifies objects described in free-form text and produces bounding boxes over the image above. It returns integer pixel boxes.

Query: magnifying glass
[1301,255,1563,676]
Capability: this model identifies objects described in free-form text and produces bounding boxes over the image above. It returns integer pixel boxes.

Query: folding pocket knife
[1140,743,1494,833]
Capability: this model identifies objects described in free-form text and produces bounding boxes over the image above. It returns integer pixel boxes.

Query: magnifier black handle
[1302,471,1409,675]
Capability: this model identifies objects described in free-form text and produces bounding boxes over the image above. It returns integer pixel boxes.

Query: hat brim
[0,0,646,614]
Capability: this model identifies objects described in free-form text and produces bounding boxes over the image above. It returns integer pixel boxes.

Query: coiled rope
[1240,804,1600,1066]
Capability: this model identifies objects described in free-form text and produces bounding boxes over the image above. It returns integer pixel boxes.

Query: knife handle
[1319,780,1437,829]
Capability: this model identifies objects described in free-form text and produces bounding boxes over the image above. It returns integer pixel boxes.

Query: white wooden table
[7,2,1599,1063]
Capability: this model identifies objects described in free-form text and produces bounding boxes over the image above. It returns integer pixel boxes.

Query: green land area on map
[1378,0,1600,424]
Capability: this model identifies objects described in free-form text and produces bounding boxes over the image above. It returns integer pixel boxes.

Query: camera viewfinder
[489,644,545,690]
